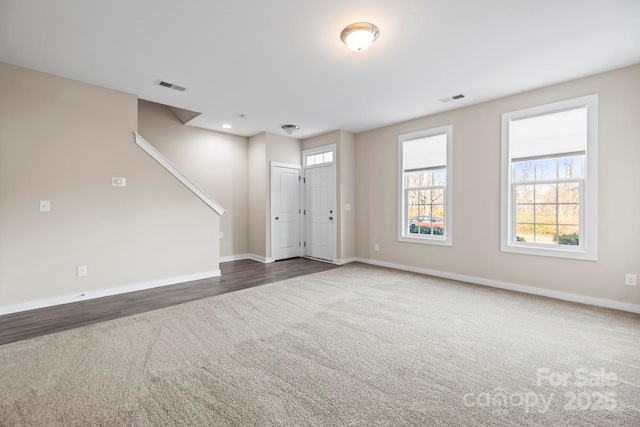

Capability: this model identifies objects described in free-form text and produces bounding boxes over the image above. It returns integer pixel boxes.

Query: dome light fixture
[281,124,300,135]
[340,22,380,52]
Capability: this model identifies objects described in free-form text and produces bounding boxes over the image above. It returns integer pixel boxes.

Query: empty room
[1,0,639,425]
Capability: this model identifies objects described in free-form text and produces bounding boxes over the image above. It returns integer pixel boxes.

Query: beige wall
[339,130,356,261]
[0,62,220,308]
[138,100,248,258]
[355,64,640,305]
[266,133,302,166]
[248,133,267,257]
[302,130,341,151]
[302,130,356,261]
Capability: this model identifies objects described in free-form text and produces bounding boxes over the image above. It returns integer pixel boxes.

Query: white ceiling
[1,0,639,139]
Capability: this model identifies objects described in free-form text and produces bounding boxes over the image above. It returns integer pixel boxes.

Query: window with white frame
[398,125,453,246]
[305,151,333,168]
[501,94,598,260]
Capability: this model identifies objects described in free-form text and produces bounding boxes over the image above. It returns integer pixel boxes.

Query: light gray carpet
[1,263,639,426]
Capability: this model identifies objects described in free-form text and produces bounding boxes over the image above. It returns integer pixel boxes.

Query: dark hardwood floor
[0,258,338,346]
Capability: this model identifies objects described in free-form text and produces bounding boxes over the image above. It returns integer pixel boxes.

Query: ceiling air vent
[438,94,465,103]
[157,80,186,92]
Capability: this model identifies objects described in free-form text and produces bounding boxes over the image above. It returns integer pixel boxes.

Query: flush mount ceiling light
[340,22,380,52]
[222,124,232,129]
[281,124,300,135]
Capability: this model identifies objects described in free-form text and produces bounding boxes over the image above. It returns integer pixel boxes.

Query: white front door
[272,165,301,261]
[305,165,335,261]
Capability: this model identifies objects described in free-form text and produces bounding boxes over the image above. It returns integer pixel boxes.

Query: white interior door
[272,165,301,261]
[305,165,335,261]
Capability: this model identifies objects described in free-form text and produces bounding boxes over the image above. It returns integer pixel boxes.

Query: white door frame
[301,144,337,263]
[270,162,303,260]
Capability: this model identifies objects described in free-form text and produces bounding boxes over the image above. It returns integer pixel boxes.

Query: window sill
[398,235,452,247]
[501,242,597,261]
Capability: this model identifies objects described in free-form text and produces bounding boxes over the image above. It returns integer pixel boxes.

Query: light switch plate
[39,200,51,212]
[345,204,352,211]
[77,265,88,277]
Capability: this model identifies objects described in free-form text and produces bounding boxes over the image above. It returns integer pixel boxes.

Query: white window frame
[398,125,453,246]
[501,94,598,261]
[304,147,335,169]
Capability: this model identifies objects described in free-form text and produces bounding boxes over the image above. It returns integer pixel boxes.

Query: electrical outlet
[625,274,637,287]
[77,265,88,277]
[345,204,352,211]
[374,243,379,251]
[39,200,51,212]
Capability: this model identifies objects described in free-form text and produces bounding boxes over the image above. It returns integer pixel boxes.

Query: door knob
[275,216,280,220]
[329,216,333,220]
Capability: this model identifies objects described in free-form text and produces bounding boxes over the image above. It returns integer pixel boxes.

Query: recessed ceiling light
[340,22,380,52]
[222,124,232,129]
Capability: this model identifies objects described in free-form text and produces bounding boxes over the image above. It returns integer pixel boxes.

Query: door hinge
[298,176,301,182]
[304,209,306,215]
[303,178,306,183]
[299,208,301,214]
[299,241,301,247]
[304,242,306,247]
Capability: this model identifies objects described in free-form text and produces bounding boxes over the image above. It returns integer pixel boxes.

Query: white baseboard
[354,258,640,315]
[220,254,276,264]
[225,254,348,265]
[248,254,275,263]
[244,255,347,265]
[220,254,250,263]
[0,269,222,316]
